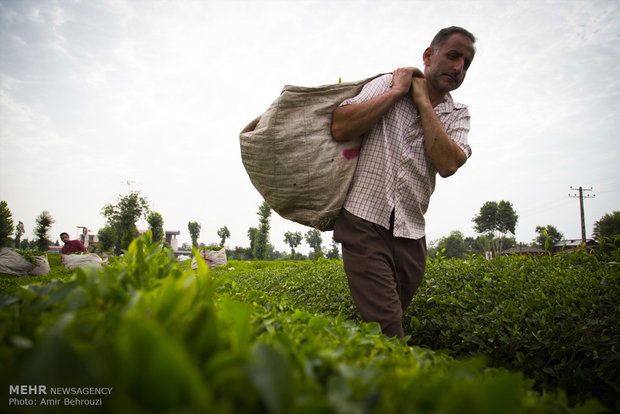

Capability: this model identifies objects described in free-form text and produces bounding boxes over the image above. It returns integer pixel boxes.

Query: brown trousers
[333,209,427,337]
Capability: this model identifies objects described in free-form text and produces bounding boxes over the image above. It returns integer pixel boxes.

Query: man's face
[424,33,475,94]
[61,234,70,244]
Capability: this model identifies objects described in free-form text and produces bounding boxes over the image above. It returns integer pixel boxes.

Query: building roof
[499,246,546,255]
[554,239,598,248]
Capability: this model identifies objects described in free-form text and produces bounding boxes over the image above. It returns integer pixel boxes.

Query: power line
[568,186,595,242]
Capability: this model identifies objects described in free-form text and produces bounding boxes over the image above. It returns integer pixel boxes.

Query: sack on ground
[239,74,382,231]
[0,248,36,276]
[29,254,50,276]
[62,253,104,269]
[191,248,227,270]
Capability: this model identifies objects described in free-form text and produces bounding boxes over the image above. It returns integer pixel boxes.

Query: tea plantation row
[219,251,619,411]
[0,234,615,413]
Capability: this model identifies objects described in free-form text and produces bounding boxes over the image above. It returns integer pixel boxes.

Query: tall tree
[247,227,257,254]
[284,231,303,256]
[0,201,14,247]
[14,221,24,248]
[473,200,518,255]
[217,226,230,247]
[534,225,564,252]
[593,211,620,240]
[97,226,117,252]
[34,210,54,252]
[147,212,164,243]
[464,235,489,256]
[436,230,467,259]
[305,229,323,260]
[253,201,272,260]
[326,238,340,259]
[188,221,201,247]
[102,190,150,254]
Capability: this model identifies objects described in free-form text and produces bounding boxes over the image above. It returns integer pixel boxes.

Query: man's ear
[423,47,434,67]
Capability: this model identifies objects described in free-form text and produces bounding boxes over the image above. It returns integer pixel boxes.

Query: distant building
[77,226,99,250]
[553,239,598,253]
[47,245,62,254]
[499,246,546,257]
[165,231,180,250]
[138,230,180,251]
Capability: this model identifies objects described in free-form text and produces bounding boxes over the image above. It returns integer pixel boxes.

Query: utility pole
[568,186,595,243]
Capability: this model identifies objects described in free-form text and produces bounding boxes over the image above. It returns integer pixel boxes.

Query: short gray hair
[430,26,476,53]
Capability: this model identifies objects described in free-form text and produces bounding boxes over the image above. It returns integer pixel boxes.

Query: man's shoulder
[439,93,469,114]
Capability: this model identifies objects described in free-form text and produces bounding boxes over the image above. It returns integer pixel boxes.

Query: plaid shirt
[340,74,472,239]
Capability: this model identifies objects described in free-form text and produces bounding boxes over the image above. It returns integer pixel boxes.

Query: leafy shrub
[223,254,619,410]
[0,235,601,413]
[408,253,619,408]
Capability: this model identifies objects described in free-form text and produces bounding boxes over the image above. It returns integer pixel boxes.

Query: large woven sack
[62,253,104,269]
[0,248,35,276]
[191,248,227,270]
[240,74,382,231]
[29,254,50,276]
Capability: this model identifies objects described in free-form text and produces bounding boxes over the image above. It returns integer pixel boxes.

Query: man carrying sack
[331,26,476,337]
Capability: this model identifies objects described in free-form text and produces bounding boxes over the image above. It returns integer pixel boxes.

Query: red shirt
[61,239,87,254]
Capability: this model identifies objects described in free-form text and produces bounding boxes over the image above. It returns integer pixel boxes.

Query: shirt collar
[435,93,467,114]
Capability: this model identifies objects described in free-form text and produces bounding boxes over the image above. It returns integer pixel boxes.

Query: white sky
[1,0,619,254]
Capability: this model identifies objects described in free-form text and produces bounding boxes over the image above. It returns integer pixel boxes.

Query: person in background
[60,232,87,254]
[331,26,476,337]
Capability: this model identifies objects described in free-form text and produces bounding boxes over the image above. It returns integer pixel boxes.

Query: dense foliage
[33,211,54,252]
[147,211,164,243]
[253,202,272,260]
[473,200,519,254]
[221,252,619,411]
[0,201,14,248]
[594,211,620,244]
[188,221,201,247]
[411,252,619,408]
[101,189,150,254]
[1,235,612,413]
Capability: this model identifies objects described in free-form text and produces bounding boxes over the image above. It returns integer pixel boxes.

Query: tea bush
[407,253,619,408]
[221,254,619,410]
[0,235,604,413]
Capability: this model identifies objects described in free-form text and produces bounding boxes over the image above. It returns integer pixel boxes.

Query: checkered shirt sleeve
[340,74,472,239]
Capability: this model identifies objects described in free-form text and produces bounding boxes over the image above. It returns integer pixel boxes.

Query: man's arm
[331,68,418,142]
[411,78,467,178]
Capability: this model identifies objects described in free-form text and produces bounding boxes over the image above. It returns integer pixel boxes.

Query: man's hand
[411,74,431,109]
[332,68,420,142]
[390,67,424,96]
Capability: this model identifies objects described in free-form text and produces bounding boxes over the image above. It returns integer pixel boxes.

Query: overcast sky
[1,0,619,254]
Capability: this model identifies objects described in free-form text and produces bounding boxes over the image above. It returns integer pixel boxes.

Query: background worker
[60,232,87,254]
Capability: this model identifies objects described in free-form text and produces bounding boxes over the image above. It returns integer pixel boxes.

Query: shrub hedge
[221,252,619,410]
[0,235,609,413]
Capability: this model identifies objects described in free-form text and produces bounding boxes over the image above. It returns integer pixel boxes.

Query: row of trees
[185,222,230,249]
[4,192,617,262]
[224,202,339,261]
[0,201,56,251]
[97,192,337,260]
[432,200,620,259]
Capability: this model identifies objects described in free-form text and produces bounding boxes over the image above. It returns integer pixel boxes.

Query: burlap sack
[191,248,227,270]
[62,253,104,269]
[0,248,36,276]
[29,255,50,276]
[240,75,382,231]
